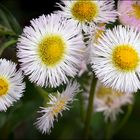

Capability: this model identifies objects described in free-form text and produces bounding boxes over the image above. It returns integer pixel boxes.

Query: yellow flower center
[132,4,140,19]
[96,84,123,107]
[0,77,9,96]
[52,99,66,115]
[38,35,66,67]
[97,85,122,98]
[112,45,139,71]
[105,97,114,107]
[71,0,99,22]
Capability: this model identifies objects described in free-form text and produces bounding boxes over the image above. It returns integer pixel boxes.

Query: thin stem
[83,74,97,140]
[115,104,133,134]
[79,93,85,123]
[105,121,113,140]
[0,39,17,56]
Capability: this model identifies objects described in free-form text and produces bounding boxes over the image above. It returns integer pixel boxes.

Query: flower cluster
[1,0,140,135]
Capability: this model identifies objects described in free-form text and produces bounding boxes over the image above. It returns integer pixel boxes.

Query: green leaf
[0,24,17,36]
[0,39,17,56]
[0,4,21,35]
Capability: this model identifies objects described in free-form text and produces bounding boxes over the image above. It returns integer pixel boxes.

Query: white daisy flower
[35,81,80,134]
[94,81,133,121]
[118,0,140,31]
[0,58,25,111]
[57,0,117,32]
[17,14,85,88]
[91,25,140,93]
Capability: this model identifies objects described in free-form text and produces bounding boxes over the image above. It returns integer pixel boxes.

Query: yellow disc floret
[97,85,122,98]
[132,4,140,19]
[113,44,139,71]
[71,0,99,22]
[0,77,9,96]
[38,35,66,67]
[52,99,66,116]
[96,84,123,107]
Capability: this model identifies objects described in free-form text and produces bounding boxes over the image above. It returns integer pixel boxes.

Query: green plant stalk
[115,104,133,134]
[0,39,17,56]
[83,74,97,139]
[105,121,113,140]
[79,92,85,123]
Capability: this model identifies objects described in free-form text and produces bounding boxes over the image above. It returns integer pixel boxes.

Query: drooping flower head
[94,81,133,121]
[17,14,85,88]
[0,59,25,111]
[118,0,140,30]
[91,25,140,93]
[57,0,117,32]
[35,81,80,134]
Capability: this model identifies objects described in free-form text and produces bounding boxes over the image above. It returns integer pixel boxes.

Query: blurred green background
[0,0,140,139]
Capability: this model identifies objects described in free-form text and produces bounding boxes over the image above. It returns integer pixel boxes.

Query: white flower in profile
[91,25,140,93]
[94,81,133,121]
[35,81,80,134]
[0,59,25,111]
[57,0,117,32]
[17,14,85,88]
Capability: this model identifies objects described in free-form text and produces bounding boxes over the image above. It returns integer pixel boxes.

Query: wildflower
[57,0,117,32]
[17,14,85,88]
[35,81,80,134]
[94,81,133,121]
[0,59,25,111]
[91,25,140,93]
[118,0,140,30]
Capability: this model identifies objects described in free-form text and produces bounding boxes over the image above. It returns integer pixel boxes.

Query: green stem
[0,39,17,56]
[105,121,112,140]
[79,92,85,123]
[83,74,97,140]
[115,104,133,134]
